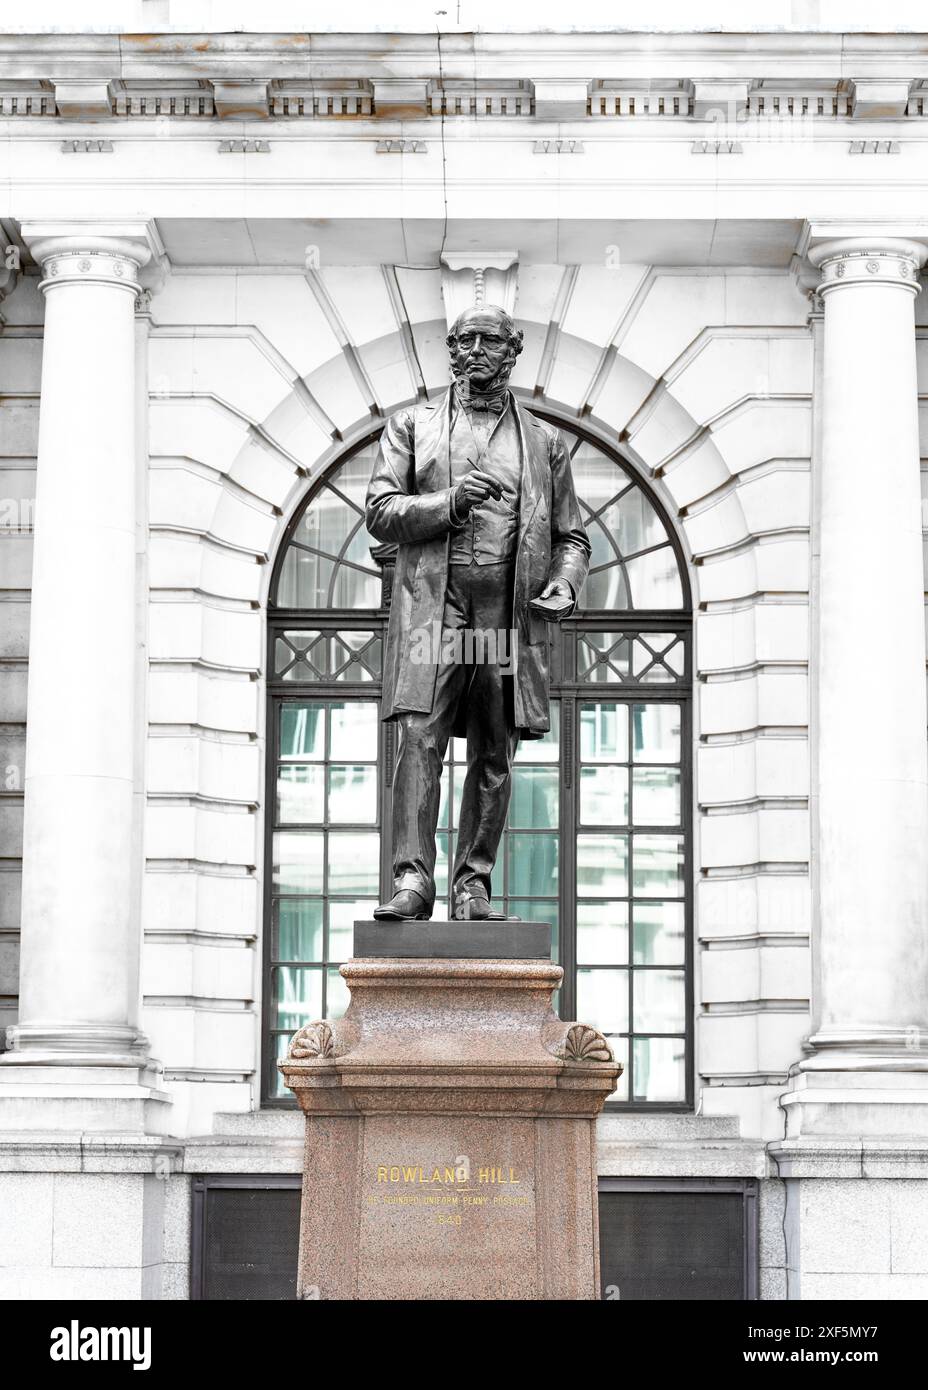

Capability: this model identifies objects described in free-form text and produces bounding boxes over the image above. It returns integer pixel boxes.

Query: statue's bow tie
[462,394,507,416]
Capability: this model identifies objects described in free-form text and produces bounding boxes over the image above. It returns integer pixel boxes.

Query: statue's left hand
[539,580,574,603]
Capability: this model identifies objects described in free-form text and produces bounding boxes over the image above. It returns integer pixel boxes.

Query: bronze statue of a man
[365,304,591,921]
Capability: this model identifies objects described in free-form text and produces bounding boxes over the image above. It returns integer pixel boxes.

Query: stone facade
[1,14,928,1298]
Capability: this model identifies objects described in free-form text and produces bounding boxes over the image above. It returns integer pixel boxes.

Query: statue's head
[446,304,523,392]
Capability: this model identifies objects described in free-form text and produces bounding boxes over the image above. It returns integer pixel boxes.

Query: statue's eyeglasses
[455,333,506,348]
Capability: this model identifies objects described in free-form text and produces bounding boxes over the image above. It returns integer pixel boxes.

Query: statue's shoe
[450,891,510,922]
[372,889,432,921]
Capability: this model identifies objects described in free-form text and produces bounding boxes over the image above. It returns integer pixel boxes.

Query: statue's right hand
[454,471,503,514]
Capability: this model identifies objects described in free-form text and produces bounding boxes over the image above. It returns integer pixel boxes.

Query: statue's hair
[446,304,524,356]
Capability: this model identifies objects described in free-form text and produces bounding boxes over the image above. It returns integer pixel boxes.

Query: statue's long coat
[365,389,591,739]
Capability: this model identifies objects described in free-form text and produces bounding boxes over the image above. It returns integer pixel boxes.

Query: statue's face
[448,308,516,389]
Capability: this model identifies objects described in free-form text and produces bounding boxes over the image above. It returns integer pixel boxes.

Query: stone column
[3,226,154,1070]
[801,237,928,1077]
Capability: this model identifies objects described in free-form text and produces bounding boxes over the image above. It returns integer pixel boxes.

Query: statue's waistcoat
[448,403,522,566]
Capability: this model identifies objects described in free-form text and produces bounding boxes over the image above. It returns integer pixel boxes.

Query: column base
[798,1026,928,1073]
[780,1069,928,1140]
[3,1020,151,1067]
[0,1049,172,1136]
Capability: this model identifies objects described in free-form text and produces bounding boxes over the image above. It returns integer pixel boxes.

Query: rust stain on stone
[377,103,428,120]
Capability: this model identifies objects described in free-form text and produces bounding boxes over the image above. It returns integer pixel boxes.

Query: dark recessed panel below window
[192,1179,302,1301]
[598,1186,755,1300]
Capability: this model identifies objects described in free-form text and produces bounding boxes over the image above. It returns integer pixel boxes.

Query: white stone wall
[0,1169,189,1299]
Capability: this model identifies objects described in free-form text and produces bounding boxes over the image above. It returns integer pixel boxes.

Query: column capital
[19,219,162,294]
[808,236,927,294]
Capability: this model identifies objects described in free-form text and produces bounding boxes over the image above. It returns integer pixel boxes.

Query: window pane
[280,704,325,760]
[632,1037,686,1103]
[510,767,559,829]
[600,488,667,557]
[276,549,335,609]
[330,560,381,610]
[275,899,323,962]
[434,831,455,902]
[573,447,628,512]
[632,767,681,825]
[577,901,629,965]
[437,768,452,829]
[626,545,683,609]
[633,901,685,965]
[578,564,630,612]
[273,831,324,894]
[579,765,629,826]
[634,968,686,1033]
[330,702,378,761]
[587,518,621,571]
[328,899,374,960]
[632,703,680,763]
[274,965,323,1031]
[633,835,684,897]
[507,832,559,897]
[328,448,378,508]
[576,968,628,1034]
[577,631,631,683]
[342,519,379,571]
[577,834,628,897]
[327,631,381,681]
[580,702,628,762]
[328,765,377,824]
[514,704,560,762]
[277,765,325,823]
[327,833,380,896]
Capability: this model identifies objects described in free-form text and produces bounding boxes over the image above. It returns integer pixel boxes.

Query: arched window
[265,413,692,1109]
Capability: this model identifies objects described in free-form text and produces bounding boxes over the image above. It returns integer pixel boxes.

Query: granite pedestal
[279,920,621,1301]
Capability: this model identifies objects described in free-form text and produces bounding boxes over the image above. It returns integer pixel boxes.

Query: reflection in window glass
[328,766,378,824]
[272,831,324,895]
[633,1037,686,1103]
[633,901,685,965]
[267,699,379,1096]
[633,834,685,898]
[508,832,559,898]
[634,969,686,1033]
[577,901,629,965]
[275,899,323,962]
[510,767,560,829]
[277,765,325,824]
[577,834,629,897]
[632,767,681,825]
[580,765,629,826]
[577,968,629,1035]
[577,698,687,1106]
[632,703,681,763]
[580,702,628,762]
[280,704,325,760]
[625,546,684,610]
[276,441,382,611]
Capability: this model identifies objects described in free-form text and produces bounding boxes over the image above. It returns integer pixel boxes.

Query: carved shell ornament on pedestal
[288,1020,335,1060]
[552,1023,614,1063]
